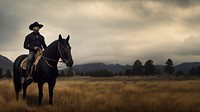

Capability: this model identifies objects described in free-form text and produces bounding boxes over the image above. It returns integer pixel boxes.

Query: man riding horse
[24,22,47,84]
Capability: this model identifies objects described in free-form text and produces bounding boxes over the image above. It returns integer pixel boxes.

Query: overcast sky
[1,0,200,65]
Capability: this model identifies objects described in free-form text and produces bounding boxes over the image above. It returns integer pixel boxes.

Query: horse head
[58,34,74,67]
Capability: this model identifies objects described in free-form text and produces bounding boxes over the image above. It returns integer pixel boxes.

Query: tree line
[189,66,200,76]
[0,67,12,79]
[124,58,174,76]
[60,58,200,77]
[60,58,175,77]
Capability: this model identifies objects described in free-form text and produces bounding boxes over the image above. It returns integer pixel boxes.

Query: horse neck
[42,40,59,65]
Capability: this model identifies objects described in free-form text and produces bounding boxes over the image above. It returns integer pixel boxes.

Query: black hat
[29,22,43,30]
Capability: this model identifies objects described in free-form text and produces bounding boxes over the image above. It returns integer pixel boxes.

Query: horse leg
[16,93,19,100]
[48,80,56,105]
[23,80,28,99]
[38,82,44,105]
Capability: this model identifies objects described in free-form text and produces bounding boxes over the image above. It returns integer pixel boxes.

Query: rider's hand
[34,47,40,50]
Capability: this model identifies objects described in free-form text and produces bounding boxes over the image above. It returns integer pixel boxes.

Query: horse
[13,34,73,105]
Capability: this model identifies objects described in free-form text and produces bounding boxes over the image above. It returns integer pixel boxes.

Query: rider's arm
[24,36,34,51]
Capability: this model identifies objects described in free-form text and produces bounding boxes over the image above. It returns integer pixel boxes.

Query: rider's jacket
[24,32,47,51]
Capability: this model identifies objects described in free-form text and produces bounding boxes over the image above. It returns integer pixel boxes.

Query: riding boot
[26,60,33,85]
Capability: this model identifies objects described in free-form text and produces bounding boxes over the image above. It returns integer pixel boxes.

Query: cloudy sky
[1,0,200,65]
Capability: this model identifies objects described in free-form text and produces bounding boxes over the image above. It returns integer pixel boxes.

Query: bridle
[41,40,70,68]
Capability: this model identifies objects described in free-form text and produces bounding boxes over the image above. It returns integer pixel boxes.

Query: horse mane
[42,40,59,59]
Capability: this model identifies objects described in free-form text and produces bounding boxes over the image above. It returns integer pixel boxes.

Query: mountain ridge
[0,54,13,74]
[1,54,200,75]
[71,62,200,74]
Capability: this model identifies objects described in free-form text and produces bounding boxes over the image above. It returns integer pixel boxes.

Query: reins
[41,41,66,68]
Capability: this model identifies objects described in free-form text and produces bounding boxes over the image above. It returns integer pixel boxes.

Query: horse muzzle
[65,60,73,67]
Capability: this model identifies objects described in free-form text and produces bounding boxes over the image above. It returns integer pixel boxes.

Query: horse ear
[59,34,62,41]
[66,35,70,41]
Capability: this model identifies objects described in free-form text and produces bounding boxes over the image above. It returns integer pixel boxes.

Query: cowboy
[24,22,47,84]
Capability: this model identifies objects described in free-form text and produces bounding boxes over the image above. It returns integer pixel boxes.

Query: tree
[189,66,200,76]
[164,58,174,75]
[60,70,65,77]
[79,72,84,76]
[189,67,196,75]
[125,69,132,76]
[175,70,183,76]
[0,67,2,78]
[118,71,123,76]
[66,68,74,77]
[144,60,155,75]
[5,69,12,78]
[132,60,143,75]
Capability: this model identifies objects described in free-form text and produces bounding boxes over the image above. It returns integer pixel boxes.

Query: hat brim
[29,24,43,30]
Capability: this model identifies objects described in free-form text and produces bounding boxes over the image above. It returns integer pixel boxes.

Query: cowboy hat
[29,22,43,30]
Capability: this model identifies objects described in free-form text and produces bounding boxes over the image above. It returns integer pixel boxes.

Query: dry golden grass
[0,77,200,112]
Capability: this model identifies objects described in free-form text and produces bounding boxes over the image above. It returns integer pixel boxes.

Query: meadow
[0,76,200,112]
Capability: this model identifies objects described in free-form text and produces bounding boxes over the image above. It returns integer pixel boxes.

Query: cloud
[176,35,200,55]
[1,0,200,65]
[158,0,200,8]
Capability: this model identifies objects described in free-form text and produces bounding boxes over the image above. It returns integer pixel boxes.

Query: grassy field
[0,76,200,112]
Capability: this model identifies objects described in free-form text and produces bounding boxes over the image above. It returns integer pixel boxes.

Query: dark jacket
[24,32,47,51]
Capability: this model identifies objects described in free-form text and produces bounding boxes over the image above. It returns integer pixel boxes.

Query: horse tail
[13,54,27,99]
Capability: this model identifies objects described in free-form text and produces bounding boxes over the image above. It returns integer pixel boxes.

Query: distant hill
[0,54,13,74]
[63,62,200,74]
[156,62,200,74]
[73,63,132,73]
[174,62,200,73]
[1,54,200,75]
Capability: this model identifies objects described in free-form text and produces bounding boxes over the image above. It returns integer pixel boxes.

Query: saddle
[20,49,43,71]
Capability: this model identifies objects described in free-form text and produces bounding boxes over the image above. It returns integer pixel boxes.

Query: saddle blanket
[20,49,42,71]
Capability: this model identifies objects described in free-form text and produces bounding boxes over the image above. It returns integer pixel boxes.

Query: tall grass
[0,78,200,112]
